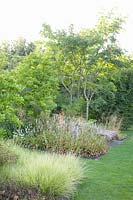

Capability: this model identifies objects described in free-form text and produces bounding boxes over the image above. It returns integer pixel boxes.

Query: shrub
[0,145,85,199]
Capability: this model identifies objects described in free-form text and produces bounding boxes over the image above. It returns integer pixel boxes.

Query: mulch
[0,183,68,200]
[0,184,45,200]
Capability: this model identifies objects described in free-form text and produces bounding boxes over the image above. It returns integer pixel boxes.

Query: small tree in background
[15,51,59,124]
[0,71,23,137]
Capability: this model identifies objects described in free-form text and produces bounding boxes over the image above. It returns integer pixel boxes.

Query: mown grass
[73,131,133,200]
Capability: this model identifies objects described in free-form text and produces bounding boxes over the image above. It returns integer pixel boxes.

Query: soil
[0,183,45,200]
[0,183,68,200]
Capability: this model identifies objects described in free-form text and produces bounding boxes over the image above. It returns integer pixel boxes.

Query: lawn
[73,131,133,200]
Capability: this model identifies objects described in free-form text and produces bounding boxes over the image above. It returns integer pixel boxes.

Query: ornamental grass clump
[0,140,18,166]
[0,144,85,199]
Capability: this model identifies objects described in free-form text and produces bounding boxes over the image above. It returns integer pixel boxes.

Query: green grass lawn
[73,131,133,200]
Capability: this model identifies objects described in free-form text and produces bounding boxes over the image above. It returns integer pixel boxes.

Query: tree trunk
[61,78,73,106]
[70,93,73,105]
[86,99,89,120]
[77,79,81,99]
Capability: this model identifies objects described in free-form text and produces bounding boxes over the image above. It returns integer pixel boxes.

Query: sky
[0,0,133,53]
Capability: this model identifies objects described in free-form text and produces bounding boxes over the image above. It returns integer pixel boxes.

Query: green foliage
[88,58,133,128]
[57,96,86,117]
[40,12,127,120]
[15,51,58,120]
[0,51,9,70]
[0,11,132,139]
[0,144,85,199]
[115,67,133,129]
[11,37,35,56]
[0,140,18,166]
[0,71,23,137]
[0,38,35,70]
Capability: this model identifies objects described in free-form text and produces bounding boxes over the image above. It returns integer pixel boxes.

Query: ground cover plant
[73,131,133,200]
[0,142,85,200]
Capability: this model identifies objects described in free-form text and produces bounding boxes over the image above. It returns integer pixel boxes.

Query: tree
[0,71,23,137]
[40,12,125,120]
[14,51,58,122]
[115,66,133,129]
[0,38,35,70]
[90,55,133,128]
